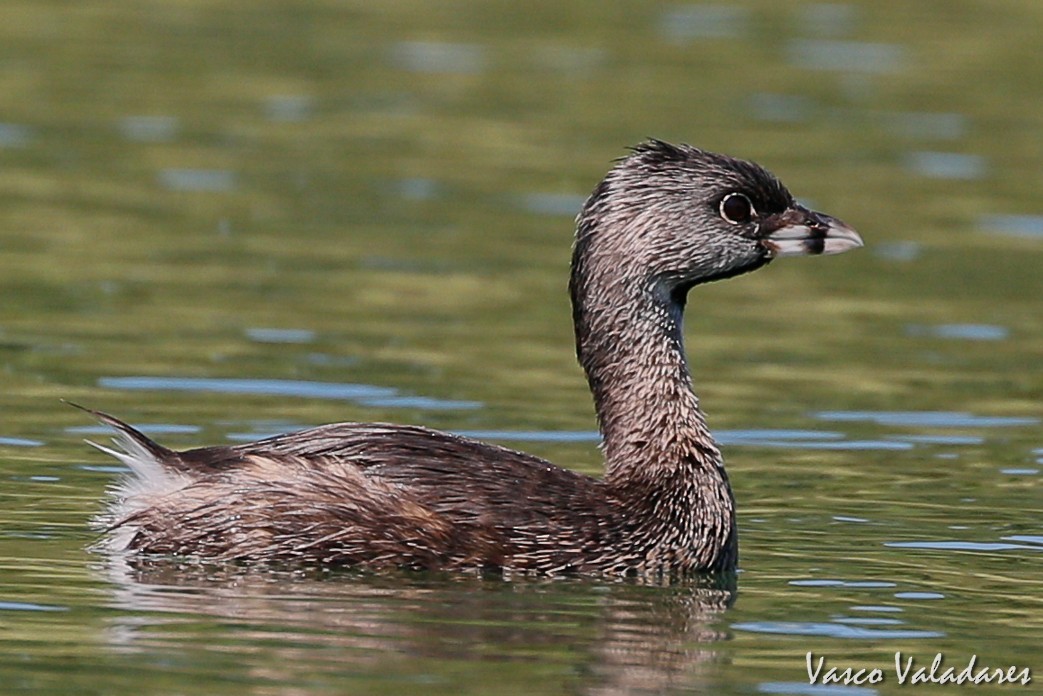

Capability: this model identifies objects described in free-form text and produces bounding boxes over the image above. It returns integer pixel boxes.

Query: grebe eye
[719,192,755,225]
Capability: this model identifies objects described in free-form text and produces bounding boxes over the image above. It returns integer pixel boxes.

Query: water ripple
[893,592,944,600]
[68,423,201,436]
[517,192,588,217]
[883,111,967,140]
[887,434,983,445]
[98,376,481,411]
[759,682,877,696]
[833,617,902,626]
[244,328,317,344]
[980,213,1043,239]
[850,605,903,613]
[393,177,440,201]
[658,5,748,42]
[887,540,1043,552]
[747,92,814,124]
[752,440,911,451]
[0,122,35,148]
[389,41,486,74]
[790,579,896,588]
[871,241,921,262]
[904,151,986,180]
[0,600,69,612]
[797,3,859,38]
[722,429,844,442]
[118,115,179,142]
[815,411,1038,428]
[787,40,905,73]
[158,168,237,192]
[719,429,910,450]
[263,94,314,122]
[906,323,1008,341]
[733,621,940,639]
[0,436,44,447]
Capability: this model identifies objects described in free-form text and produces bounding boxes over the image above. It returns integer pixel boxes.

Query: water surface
[1,1,1041,694]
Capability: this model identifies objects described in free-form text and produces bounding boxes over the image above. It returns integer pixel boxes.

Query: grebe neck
[570,243,724,488]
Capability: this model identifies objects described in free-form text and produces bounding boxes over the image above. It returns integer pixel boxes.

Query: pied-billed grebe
[83,140,862,577]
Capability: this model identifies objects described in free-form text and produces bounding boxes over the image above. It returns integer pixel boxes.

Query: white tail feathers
[87,424,192,545]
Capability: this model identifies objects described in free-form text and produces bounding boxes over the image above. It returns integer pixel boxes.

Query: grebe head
[573,140,863,305]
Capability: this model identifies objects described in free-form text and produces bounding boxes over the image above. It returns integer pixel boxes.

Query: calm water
[2,2,1041,694]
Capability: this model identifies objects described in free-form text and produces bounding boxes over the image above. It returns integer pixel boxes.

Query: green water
[1,1,1041,694]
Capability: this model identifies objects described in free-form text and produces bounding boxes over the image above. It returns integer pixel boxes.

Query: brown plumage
[83,140,863,578]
